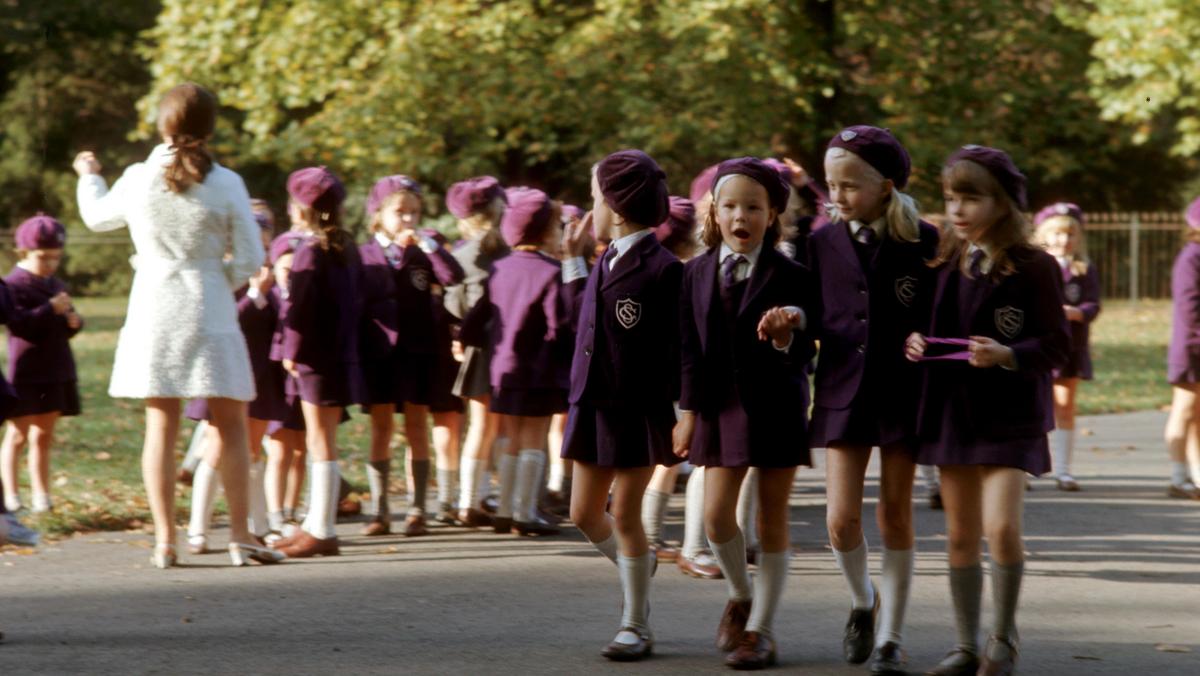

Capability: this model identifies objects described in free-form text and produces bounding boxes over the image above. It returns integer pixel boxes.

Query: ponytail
[164,134,213,193]
[883,188,921,243]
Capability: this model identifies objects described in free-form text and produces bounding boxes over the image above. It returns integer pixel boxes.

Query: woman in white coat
[73,83,283,568]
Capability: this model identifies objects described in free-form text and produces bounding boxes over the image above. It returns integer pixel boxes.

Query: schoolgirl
[460,186,573,537]
[560,150,681,660]
[268,166,365,558]
[0,277,34,547]
[0,215,83,515]
[906,145,1069,675]
[1033,203,1100,492]
[674,157,815,669]
[809,125,939,674]
[1164,196,1200,500]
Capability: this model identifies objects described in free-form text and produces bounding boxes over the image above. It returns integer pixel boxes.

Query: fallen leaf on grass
[1155,644,1192,653]
[54,476,69,487]
[94,451,112,461]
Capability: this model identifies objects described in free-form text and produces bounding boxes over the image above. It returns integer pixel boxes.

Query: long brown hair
[157,83,217,193]
[931,159,1031,277]
[291,202,352,262]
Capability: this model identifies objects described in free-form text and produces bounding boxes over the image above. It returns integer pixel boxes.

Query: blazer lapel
[738,246,777,317]
[830,222,862,271]
[602,234,654,291]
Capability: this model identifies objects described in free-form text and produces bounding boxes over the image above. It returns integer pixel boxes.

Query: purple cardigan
[4,267,81,385]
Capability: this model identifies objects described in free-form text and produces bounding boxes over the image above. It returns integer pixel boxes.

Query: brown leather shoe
[978,635,1018,676]
[725,631,776,670]
[1167,481,1200,500]
[600,627,653,662]
[177,468,194,486]
[492,516,513,534]
[403,513,429,537]
[362,518,391,536]
[1055,475,1081,492]
[651,541,679,563]
[337,498,361,517]
[678,551,724,579]
[923,648,980,676]
[514,515,560,536]
[458,507,493,528]
[276,530,339,558]
[715,598,752,652]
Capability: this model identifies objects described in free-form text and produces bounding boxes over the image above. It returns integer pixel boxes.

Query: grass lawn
[1,296,1174,539]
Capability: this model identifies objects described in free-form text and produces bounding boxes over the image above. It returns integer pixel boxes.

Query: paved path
[2,411,1198,674]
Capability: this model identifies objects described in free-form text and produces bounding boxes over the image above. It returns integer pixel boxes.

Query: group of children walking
[0,81,1135,673]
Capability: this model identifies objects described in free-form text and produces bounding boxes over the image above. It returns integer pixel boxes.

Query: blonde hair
[1034,215,1089,276]
[824,147,920,243]
[457,195,507,257]
[932,159,1031,277]
[368,190,423,234]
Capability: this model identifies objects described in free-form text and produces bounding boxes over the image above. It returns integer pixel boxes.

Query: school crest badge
[1064,282,1081,304]
[840,130,858,142]
[410,268,430,292]
[894,276,917,307]
[994,306,1024,338]
[615,298,641,329]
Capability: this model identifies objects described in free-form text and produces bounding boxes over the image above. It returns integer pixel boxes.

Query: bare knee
[827,510,863,551]
[946,527,981,561]
[877,498,913,542]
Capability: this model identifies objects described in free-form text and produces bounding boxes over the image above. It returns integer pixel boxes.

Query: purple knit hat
[1034,202,1085,227]
[268,232,311,266]
[287,167,345,214]
[653,196,696,247]
[446,176,505,219]
[561,204,584,223]
[500,187,555,247]
[596,150,670,228]
[14,214,66,250]
[366,174,422,218]
[946,145,1028,210]
[689,164,719,204]
[827,125,912,189]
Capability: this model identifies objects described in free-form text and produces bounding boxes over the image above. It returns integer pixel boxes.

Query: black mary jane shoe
[923,647,980,676]
[843,593,879,664]
[868,641,908,675]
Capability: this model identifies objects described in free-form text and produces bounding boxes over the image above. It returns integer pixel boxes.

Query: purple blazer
[1058,261,1100,380]
[807,221,938,411]
[4,267,81,385]
[461,250,577,392]
[358,240,402,360]
[679,245,816,419]
[1168,243,1200,383]
[916,246,1070,442]
[281,240,365,378]
[569,234,683,407]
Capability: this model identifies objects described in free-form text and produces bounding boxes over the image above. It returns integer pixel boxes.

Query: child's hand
[968,336,1016,369]
[562,211,593,259]
[782,157,809,188]
[49,292,72,315]
[282,359,299,377]
[66,311,82,330]
[1063,305,1084,322]
[249,265,273,294]
[905,332,927,362]
[396,229,418,247]
[757,306,802,348]
[672,412,695,458]
[73,151,101,176]
[451,340,465,363]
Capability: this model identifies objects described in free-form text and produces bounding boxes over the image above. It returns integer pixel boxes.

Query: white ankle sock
[512,449,544,523]
[188,461,221,538]
[736,469,760,551]
[877,547,914,646]
[834,537,876,610]
[1050,429,1073,478]
[3,492,20,512]
[641,488,670,543]
[304,461,338,539]
[496,454,517,519]
[708,530,753,601]
[268,510,285,532]
[247,460,270,537]
[746,550,789,636]
[618,552,654,632]
[31,492,51,513]
[682,467,706,559]
[588,526,619,565]
[459,457,481,510]
[1171,462,1189,486]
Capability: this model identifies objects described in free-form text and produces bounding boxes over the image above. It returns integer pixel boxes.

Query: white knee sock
[618,552,654,633]
[496,454,518,519]
[459,457,481,510]
[641,488,670,543]
[877,547,914,646]
[247,460,270,537]
[746,550,790,636]
[833,537,876,610]
[180,421,208,475]
[188,461,221,538]
[736,469,760,551]
[303,461,338,539]
[436,467,456,507]
[512,449,544,523]
[548,458,565,493]
[587,524,619,564]
[1050,429,1073,478]
[708,529,753,601]
[682,467,707,558]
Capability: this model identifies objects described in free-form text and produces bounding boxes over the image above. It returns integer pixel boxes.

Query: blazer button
[584,348,592,357]
[857,314,866,323]
[857,345,866,353]
[858,287,867,295]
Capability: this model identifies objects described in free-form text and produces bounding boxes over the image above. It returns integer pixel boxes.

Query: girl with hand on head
[906,146,1069,676]
[809,125,939,675]
[674,157,815,670]
[561,150,683,661]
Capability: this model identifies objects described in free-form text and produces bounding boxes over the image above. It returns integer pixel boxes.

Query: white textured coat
[76,144,264,400]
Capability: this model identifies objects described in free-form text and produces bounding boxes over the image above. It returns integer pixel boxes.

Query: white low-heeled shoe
[151,544,177,569]
[228,542,286,566]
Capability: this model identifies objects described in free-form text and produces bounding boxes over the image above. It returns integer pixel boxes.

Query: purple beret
[561,204,584,223]
[446,176,504,219]
[268,232,311,266]
[366,174,422,218]
[15,214,66,250]
[713,157,790,214]
[689,164,719,204]
[762,158,794,187]
[653,196,696,247]
[287,166,345,214]
[1186,196,1200,230]
[946,145,1028,210]
[1034,202,1085,227]
[827,125,912,189]
[500,187,554,247]
[596,150,669,228]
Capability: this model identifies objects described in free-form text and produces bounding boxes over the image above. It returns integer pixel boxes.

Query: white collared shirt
[967,242,995,274]
[849,217,885,240]
[607,228,656,270]
[375,231,439,255]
